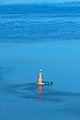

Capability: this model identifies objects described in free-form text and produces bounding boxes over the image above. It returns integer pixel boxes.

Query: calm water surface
[0,42,80,120]
[0,2,80,120]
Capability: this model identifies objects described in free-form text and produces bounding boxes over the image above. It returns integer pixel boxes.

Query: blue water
[0,2,80,120]
[0,3,80,43]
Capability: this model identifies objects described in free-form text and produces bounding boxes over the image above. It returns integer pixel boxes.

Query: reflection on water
[4,83,80,104]
[0,81,80,120]
[38,85,43,95]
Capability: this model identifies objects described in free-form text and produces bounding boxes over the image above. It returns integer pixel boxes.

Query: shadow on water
[4,82,80,103]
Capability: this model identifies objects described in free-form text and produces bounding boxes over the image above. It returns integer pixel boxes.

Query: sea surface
[0,2,80,120]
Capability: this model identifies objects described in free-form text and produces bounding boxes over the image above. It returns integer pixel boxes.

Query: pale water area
[0,2,80,120]
[0,42,80,120]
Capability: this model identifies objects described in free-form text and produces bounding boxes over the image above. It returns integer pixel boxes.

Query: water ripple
[4,83,80,103]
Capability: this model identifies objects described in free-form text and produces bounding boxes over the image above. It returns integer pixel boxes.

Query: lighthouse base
[37,81,53,86]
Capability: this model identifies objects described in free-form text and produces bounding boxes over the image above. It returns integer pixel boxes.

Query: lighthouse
[37,69,53,85]
[38,69,44,85]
